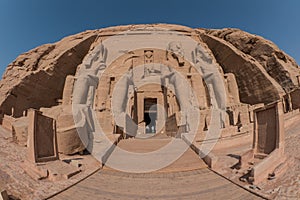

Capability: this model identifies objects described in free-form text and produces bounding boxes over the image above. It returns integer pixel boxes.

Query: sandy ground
[0,111,299,199]
[0,126,101,200]
[193,112,300,200]
[49,138,262,200]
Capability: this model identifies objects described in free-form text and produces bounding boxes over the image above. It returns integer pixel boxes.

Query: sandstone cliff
[198,31,285,104]
[0,31,98,117]
[206,28,299,92]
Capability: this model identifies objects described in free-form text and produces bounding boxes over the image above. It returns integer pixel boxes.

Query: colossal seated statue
[162,41,195,131]
[72,43,108,152]
[192,44,227,128]
[73,43,108,105]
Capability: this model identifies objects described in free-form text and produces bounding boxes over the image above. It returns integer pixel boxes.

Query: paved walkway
[49,138,263,200]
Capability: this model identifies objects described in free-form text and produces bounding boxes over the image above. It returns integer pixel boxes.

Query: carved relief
[144,50,160,76]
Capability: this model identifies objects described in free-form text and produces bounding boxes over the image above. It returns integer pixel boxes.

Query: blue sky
[0,0,299,77]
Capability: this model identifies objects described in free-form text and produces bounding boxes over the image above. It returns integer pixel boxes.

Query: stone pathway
[49,138,263,200]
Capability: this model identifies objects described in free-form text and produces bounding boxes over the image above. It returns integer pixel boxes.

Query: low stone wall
[251,148,285,184]
[2,115,15,132]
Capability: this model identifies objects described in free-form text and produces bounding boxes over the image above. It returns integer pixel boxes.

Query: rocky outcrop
[41,105,86,154]
[0,31,98,117]
[206,28,300,92]
[199,32,285,104]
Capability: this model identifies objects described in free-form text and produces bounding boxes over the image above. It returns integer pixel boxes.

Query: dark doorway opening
[144,98,157,133]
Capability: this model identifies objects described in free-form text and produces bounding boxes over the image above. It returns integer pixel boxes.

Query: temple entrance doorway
[144,98,157,134]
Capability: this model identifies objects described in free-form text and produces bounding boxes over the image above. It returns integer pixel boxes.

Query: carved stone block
[253,101,284,155]
[27,109,58,163]
[62,75,75,105]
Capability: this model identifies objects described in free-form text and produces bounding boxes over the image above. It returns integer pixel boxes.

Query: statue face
[90,50,100,62]
[195,46,212,64]
[83,51,99,68]
[168,42,184,57]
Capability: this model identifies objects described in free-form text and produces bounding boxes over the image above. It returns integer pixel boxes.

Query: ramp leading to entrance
[103,137,208,173]
[49,138,263,200]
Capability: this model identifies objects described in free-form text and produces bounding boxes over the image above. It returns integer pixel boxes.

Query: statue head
[166,41,185,66]
[167,41,184,58]
[194,44,213,64]
[83,43,108,69]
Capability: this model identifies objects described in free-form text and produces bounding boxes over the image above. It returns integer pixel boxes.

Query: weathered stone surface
[206,28,300,92]
[62,75,76,105]
[199,32,285,104]
[12,116,28,146]
[290,88,300,110]
[0,190,9,200]
[0,24,298,118]
[41,105,86,155]
[0,31,98,117]
[254,101,285,155]
[0,23,299,200]
[1,115,15,133]
[27,109,58,163]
